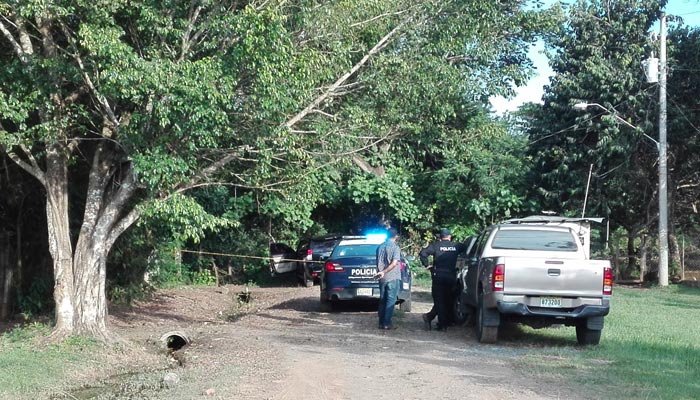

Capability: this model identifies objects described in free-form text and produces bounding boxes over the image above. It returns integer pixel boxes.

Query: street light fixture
[573,101,669,286]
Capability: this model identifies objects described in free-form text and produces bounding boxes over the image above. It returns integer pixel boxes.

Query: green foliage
[190,269,216,286]
[0,322,51,343]
[526,0,663,230]
[146,247,187,288]
[411,264,433,288]
[107,283,155,307]
[348,167,420,223]
[139,194,234,244]
[667,26,700,231]
[1,0,558,301]
[16,278,53,318]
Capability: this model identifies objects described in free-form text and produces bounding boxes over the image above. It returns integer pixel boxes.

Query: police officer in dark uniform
[419,228,466,331]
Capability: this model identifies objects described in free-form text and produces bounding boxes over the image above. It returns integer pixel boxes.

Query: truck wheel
[398,296,412,312]
[453,292,469,326]
[576,322,602,345]
[319,292,333,312]
[476,291,498,344]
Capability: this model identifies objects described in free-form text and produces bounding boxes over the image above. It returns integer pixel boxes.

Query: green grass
[512,285,700,399]
[0,323,104,399]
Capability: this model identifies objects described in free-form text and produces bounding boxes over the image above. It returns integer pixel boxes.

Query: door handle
[547,269,561,276]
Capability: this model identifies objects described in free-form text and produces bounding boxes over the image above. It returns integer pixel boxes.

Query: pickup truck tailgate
[500,257,609,297]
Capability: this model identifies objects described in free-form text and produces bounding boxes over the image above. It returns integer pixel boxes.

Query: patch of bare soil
[50,281,596,399]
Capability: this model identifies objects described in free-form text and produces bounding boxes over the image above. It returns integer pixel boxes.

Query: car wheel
[576,320,602,345]
[303,269,314,288]
[476,290,498,344]
[319,291,333,312]
[398,296,412,312]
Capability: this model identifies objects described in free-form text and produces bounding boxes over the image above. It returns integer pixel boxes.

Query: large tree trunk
[30,139,140,341]
[45,143,77,338]
[70,142,140,339]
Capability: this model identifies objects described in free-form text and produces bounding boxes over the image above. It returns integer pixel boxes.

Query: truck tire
[319,291,333,312]
[453,292,470,326]
[576,321,602,345]
[476,291,498,344]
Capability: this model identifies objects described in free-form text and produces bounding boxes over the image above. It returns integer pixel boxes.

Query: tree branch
[0,18,29,63]
[178,4,202,62]
[282,18,409,130]
[57,22,120,129]
[349,9,409,28]
[4,146,47,187]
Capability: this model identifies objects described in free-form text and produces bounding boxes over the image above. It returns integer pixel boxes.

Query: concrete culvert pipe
[160,331,191,351]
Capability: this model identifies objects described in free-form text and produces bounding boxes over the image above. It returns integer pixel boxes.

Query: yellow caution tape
[179,249,324,263]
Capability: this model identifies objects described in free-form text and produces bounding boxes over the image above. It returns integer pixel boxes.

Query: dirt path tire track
[98,284,593,400]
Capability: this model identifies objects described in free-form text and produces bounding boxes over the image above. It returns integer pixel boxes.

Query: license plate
[540,296,562,307]
[357,288,373,296]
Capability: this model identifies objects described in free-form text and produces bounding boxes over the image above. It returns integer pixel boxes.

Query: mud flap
[586,316,604,330]
[482,307,501,327]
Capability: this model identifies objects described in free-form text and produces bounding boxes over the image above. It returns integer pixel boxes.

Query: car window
[312,240,339,254]
[491,229,578,251]
[472,230,490,258]
[270,243,295,255]
[463,235,477,256]
[333,244,379,257]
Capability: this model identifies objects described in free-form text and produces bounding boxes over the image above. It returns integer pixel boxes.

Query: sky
[490,0,700,114]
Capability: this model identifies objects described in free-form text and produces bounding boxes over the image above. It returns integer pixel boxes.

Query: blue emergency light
[363,230,388,242]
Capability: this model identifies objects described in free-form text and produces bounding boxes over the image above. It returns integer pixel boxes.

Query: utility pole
[658,13,669,287]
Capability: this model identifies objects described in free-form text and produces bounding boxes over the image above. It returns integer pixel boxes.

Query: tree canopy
[0,0,552,338]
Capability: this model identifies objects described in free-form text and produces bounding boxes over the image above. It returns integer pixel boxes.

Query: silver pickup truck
[455,216,613,345]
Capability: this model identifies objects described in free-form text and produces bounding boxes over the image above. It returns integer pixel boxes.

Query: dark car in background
[296,235,344,286]
[269,234,344,287]
[319,235,412,312]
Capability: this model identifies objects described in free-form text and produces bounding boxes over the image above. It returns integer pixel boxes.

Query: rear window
[491,229,578,252]
[332,244,379,258]
[311,240,339,254]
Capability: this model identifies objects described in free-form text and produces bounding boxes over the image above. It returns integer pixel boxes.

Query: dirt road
[61,283,594,400]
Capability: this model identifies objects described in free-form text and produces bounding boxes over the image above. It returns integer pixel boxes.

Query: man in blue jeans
[375,228,402,330]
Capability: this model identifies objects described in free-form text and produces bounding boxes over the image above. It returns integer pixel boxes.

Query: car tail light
[603,266,613,295]
[307,249,313,256]
[325,261,344,272]
[492,264,505,291]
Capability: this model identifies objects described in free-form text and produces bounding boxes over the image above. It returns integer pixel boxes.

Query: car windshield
[332,244,379,258]
[491,229,578,252]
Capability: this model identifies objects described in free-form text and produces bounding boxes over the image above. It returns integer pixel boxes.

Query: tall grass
[514,285,700,399]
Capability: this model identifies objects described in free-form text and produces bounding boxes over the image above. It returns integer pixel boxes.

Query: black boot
[422,313,432,331]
